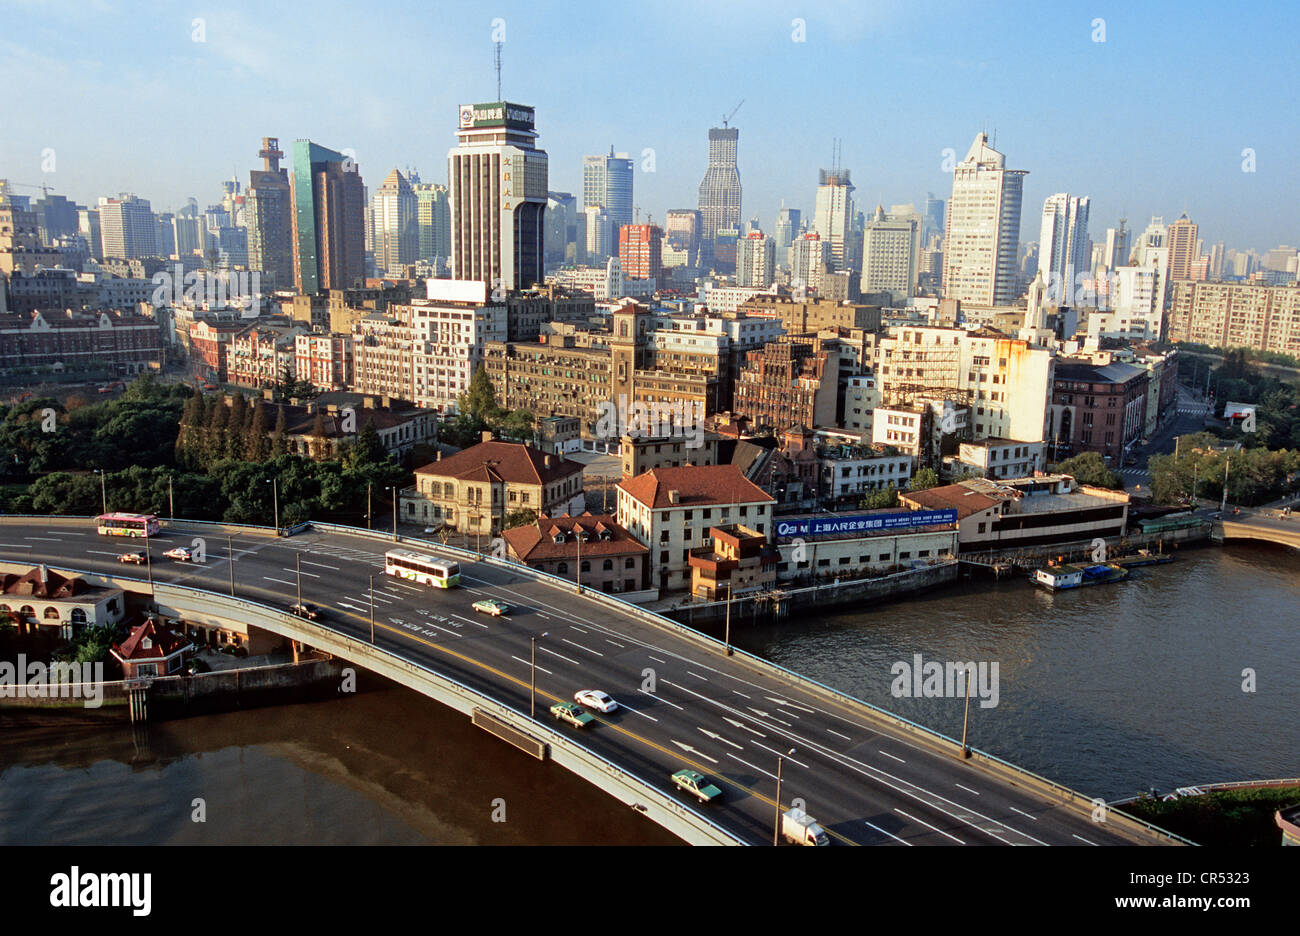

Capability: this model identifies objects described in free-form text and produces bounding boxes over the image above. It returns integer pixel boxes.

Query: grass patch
[1121,786,1300,846]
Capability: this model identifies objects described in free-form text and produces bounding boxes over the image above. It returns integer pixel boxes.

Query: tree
[504,508,537,529]
[458,366,502,423]
[1050,451,1123,489]
[245,399,270,461]
[271,406,288,458]
[226,393,248,460]
[911,468,940,491]
[860,485,900,510]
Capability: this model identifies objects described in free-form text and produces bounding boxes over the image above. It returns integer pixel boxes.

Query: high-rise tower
[697,126,742,246]
[942,132,1027,305]
[1038,193,1091,304]
[291,140,365,293]
[582,147,634,235]
[247,137,294,287]
[448,101,549,291]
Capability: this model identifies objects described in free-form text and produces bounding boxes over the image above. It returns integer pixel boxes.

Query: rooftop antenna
[722,99,744,128]
[495,40,502,100]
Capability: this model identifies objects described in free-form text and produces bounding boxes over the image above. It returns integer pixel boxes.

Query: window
[625,557,635,569]
[581,560,591,572]
[977,522,986,533]
[817,558,830,567]
[898,551,911,559]
[602,559,613,571]
[838,556,850,565]
[557,562,568,574]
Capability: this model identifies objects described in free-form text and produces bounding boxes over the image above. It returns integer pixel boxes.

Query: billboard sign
[774,510,958,539]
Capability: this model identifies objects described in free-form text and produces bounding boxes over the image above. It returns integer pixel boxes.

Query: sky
[2,0,1298,252]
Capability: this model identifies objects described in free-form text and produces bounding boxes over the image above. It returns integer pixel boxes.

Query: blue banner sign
[774,510,958,539]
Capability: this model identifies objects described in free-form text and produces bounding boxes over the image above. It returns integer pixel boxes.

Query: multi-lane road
[0,517,1158,845]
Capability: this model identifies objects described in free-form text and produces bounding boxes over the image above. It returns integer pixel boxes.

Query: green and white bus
[384,549,461,588]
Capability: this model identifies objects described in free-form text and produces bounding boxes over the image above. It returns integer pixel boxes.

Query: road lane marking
[450,613,489,629]
[896,809,965,845]
[539,646,581,666]
[0,544,33,548]
[300,560,340,570]
[263,577,296,587]
[955,783,981,796]
[732,690,750,699]
[827,728,852,741]
[24,536,62,541]
[623,707,658,722]
[725,752,776,780]
[561,637,603,656]
[864,821,913,846]
[604,638,625,648]
[751,741,809,768]
[687,671,709,681]
[1010,807,1039,821]
[697,727,743,750]
[283,568,321,577]
[570,625,587,633]
[1072,834,1098,846]
[669,740,717,764]
[879,750,906,763]
[776,708,802,720]
[648,655,666,664]
[766,696,815,713]
[723,716,766,738]
[511,655,552,675]
[87,549,122,556]
[638,689,683,711]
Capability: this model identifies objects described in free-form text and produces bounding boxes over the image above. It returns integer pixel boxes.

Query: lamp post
[575,524,583,594]
[227,534,235,596]
[773,747,795,846]
[266,477,279,532]
[369,574,376,644]
[94,468,107,515]
[367,482,372,530]
[1220,454,1231,514]
[144,528,154,597]
[960,662,974,759]
[530,631,549,718]
[723,580,734,656]
[389,485,398,543]
[168,473,175,519]
[295,552,303,608]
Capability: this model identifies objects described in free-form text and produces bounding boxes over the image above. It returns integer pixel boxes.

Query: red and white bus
[95,513,160,537]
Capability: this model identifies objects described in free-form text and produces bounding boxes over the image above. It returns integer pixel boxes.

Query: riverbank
[1118,784,1300,846]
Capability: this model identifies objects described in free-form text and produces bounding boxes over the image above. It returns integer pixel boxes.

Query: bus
[96,513,160,537]
[384,549,460,588]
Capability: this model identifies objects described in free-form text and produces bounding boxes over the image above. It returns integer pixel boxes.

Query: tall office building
[247,137,294,287]
[861,205,919,302]
[582,148,633,234]
[544,191,577,266]
[99,194,158,259]
[1038,193,1091,304]
[942,132,1026,306]
[1165,213,1199,282]
[1208,241,1225,279]
[619,224,663,289]
[171,202,205,258]
[1101,220,1129,271]
[291,140,365,293]
[735,231,776,288]
[789,232,830,292]
[373,168,419,275]
[924,193,945,244]
[414,183,451,266]
[32,193,80,246]
[663,209,702,268]
[584,206,613,263]
[697,126,742,244]
[774,206,800,252]
[448,101,548,292]
[813,168,855,272]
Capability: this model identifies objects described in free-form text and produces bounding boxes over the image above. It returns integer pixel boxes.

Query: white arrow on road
[724,716,766,738]
[671,740,718,764]
[748,706,793,727]
[697,727,743,750]
[766,696,814,714]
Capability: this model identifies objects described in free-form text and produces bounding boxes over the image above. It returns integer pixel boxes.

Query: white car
[163,547,194,561]
[573,689,618,713]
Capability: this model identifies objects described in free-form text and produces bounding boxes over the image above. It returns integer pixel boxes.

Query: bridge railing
[17,559,742,846]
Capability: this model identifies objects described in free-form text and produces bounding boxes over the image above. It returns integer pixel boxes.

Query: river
[1,542,1295,843]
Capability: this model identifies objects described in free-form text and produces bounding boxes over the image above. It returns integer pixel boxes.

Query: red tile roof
[0,566,85,599]
[502,513,648,562]
[415,441,583,486]
[111,619,192,663]
[617,464,775,509]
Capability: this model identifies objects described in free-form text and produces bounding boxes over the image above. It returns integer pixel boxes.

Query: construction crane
[721,99,744,128]
[4,180,54,197]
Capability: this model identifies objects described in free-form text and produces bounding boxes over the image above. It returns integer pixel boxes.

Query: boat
[1032,562,1130,590]
[1110,549,1176,570]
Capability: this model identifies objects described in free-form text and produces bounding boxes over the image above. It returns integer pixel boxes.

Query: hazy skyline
[3,0,1297,252]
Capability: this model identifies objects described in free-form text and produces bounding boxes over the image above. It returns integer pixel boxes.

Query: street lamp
[94,468,107,515]
[266,477,279,532]
[575,524,583,595]
[388,485,399,542]
[723,580,734,656]
[960,662,975,759]
[773,747,795,846]
[530,631,549,718]
[168,472,175,519]
[295,552,303,608]
[367,481,373,530]
[369,573,376,644]
[227,534,235,597]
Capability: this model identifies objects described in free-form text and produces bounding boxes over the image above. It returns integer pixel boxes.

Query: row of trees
[1147,432,1300,506]
[438,368,536,449]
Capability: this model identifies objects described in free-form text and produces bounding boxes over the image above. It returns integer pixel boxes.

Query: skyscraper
[619,224,663,289]
[861,205,919,302]
[813,169,855,272]
[247,137,294,287]
[582,148,633,235]
[942,132,1026,306]
[99,194,157,259]
[1165,213,1199,282]
[544,191,577,266]
[697,126,742,245]
[1038,193,1091,304]
[664,209,702,268]
[924,193,945,244]
[774,206,800,252]
[1102,220,1129,272]
[448,101,548,291]
[414,183,451,267]
[736,231,776,288]
[373,168,419,275]
[291,140,365,293]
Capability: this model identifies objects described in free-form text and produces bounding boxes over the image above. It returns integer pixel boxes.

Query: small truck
[782,808,829,846]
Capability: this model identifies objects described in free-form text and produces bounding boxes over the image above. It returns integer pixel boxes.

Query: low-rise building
[617,464,775,592]
[111,618,194,679]
[502,513,655,601]
[688,523,778,600]
[770,509,958,583]
[0,566,126,640]
[405,438,586,534]
[946,438,1045,480]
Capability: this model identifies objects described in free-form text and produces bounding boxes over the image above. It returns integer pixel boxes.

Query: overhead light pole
[369,573,376,644]
[530,631,549,718]
[227,534,235,596]
[723,580,734,656]
[266,477,279,532]
[388,485,398,542]
[94,468,107,515]
[960,662,974,759]
[774,747,795,846]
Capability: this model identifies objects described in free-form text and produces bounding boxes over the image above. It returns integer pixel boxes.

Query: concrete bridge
[1213,509,1300,549]
[0,515,1190,846]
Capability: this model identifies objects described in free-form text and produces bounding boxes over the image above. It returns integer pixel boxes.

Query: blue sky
[3,0,1297,251]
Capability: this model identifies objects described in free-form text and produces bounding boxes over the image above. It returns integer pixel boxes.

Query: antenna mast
[495,41,502,99]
